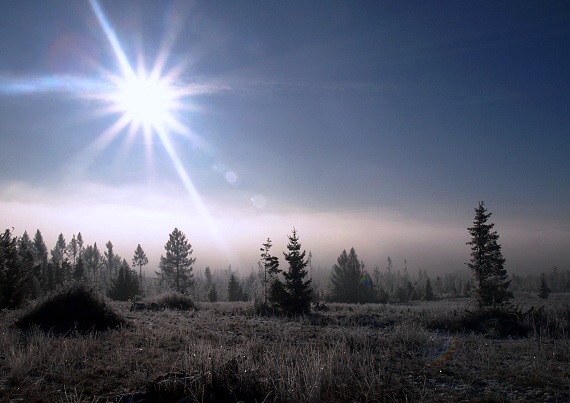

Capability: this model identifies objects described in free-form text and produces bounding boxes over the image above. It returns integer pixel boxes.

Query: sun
[111,70,177,133]
[86,0,190,141]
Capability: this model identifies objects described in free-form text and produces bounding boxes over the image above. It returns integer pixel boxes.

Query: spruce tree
[204,267,213,290]
[132,244,149,282]
[76,232,85,259]
[74,257,86,281]
[83,243,102,286]
[328,248,364,303]
[104,241,115,280]
[359,270,376,303]
[227,273,245,302]
[0,229,31,308]
[108,260,141,301]
[269,279,287,310]
[18,231,40,297]
[466,201,513,307]
[208,284,218,302]
[157,228,195,293]
[377,286,389,304]
[281,228,313,315]
[52,233,67,263]
[32,230,48,289]
[424,277,435,301]
[538,273,551,299]
[260,238,280,305]
[68,234,79,267]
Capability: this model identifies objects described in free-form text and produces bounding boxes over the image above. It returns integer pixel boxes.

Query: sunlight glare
[112,71,175,132]
[86,0,234,262]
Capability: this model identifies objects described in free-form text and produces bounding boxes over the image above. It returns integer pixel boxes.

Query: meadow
[0,293,568,402]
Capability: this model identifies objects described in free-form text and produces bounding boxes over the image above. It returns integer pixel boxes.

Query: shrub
[15,285,127,334]
[154,292,196,310]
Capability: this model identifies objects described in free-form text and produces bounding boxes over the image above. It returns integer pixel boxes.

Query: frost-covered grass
[0,295,568,402]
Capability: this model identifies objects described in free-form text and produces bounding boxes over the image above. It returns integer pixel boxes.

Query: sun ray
[85,0,234,260]
[0,1,235,262]
[155,126,232,256]
[88,0,134,79]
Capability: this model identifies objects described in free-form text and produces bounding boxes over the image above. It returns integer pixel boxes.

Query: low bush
[14,285,127,334]
[153,292,196,310]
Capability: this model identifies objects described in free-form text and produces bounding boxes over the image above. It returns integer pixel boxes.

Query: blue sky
[1,1,569,275]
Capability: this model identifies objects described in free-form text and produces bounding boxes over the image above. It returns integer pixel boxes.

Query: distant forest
[1,223,569,310]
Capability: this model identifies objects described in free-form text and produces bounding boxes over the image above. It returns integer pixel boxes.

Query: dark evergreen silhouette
[68,234,79,268]
[105,241,115,280]
[328,248,373,303]
[45,261,56,292]
[108,260,141,301]
[280,228,313,315]
[260,238,280,305]
[204,267,213,289]
[84,243,102,286]
[377,286,389,304]
[32,229,48,289]
[157,228,195,293]
[18,231,41,298]
[208,284,218,302]
[538,273,551,299]
[18,231,34,261]
[424,277,435,301]
[132,244,149,282]
[0,229,31,308]
[76,232,85,260]
[227,273,246,302]
[48,253,70,289]
[269,278,288,311]
[52,233,67,264]
[49,233,68,284]
[396,284,410,303]
[467,201,513,307]
[74,257,86,281]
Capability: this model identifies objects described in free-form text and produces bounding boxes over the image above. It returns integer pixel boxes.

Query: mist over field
[2,180,568,277]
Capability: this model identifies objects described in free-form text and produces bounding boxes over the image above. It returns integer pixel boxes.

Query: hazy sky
[1,1,569,276]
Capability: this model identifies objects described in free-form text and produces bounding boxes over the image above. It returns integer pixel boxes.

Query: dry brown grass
[0,295,568,402]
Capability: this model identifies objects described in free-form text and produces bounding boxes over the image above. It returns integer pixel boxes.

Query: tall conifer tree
[329,248,363,303]
[0,229,30,308]
[227,273,245,302]
[32,230,48,288]
[157,228,195,293]
[105,241,115,279]
[467,201,513,307]
[281,228,313,315]
[132,244,149,282]
[260,238,280,305]
[108,260,141,301]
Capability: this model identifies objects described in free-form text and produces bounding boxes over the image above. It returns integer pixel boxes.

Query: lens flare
[432,337,458,365]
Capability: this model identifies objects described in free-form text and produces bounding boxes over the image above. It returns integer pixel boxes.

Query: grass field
[0,293,568,402]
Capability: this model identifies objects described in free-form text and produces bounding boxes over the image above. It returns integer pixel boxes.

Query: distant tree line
[1,202,567,310]
[0,227,191,307]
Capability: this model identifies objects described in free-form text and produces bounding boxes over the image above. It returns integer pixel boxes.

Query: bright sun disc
[114,72,175,130]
